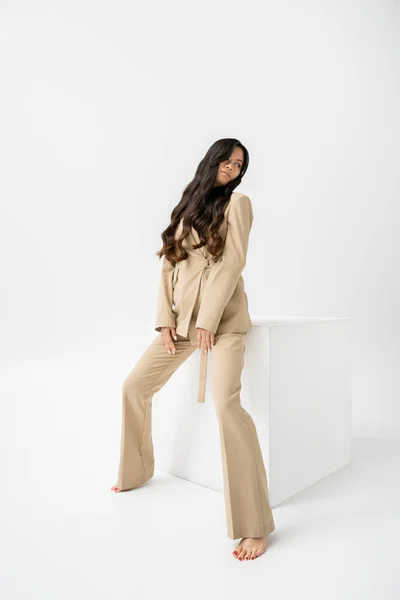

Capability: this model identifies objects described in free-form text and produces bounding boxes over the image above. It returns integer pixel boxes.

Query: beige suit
[116,192,275,540]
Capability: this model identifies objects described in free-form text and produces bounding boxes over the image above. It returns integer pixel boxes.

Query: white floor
[1,360,399,599]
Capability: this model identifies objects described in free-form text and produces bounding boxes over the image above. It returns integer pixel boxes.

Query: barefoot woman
[112,138,275,560]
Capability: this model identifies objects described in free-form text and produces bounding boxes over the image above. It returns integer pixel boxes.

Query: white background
[1,0,399,440]
[1,3,399,599]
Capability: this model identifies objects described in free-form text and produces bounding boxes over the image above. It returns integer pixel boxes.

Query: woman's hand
[160,327,178,355]
[196,327,215,353]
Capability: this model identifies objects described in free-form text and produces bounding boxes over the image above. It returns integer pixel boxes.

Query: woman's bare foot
[232,535,269,560]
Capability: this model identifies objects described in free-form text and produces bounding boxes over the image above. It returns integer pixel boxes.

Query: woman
[111,138,275,561]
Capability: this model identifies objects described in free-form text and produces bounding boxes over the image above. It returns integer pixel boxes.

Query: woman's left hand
[196,327,215,353]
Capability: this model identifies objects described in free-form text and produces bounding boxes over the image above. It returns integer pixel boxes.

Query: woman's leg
[115,333,197,491]
[210,333,275,540]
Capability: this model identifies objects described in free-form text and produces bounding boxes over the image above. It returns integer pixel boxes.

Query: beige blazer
[154,191,254,402]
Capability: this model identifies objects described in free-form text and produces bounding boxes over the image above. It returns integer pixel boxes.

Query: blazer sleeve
[155,255,176,332]
[195,194,254,334]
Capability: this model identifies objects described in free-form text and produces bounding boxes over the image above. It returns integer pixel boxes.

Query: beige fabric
[155,192,254,403]
[117,328,276,540]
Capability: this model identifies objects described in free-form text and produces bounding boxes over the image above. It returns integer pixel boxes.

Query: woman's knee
[122,367,147,397]
[212,384,242,415]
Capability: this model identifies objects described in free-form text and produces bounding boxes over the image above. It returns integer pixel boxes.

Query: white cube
[152,316,352,506]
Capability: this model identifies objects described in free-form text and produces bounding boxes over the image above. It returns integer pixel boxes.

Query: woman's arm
[155,255,176,332]
[195,194,254,334]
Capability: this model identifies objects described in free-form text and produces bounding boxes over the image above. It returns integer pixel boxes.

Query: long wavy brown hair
[155,138,249,265]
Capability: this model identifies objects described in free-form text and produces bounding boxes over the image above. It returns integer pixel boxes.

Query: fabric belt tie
[195,257,211,404]
[197,349,208,403]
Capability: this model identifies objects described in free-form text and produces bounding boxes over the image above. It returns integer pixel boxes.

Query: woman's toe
[232,544,242,558]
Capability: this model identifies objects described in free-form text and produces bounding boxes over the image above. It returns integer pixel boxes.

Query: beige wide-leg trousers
[116,328,275,540]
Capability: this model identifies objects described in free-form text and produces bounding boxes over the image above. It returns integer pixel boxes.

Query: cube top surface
[250,315,351,327]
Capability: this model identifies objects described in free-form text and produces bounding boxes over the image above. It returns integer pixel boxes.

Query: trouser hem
[228,522,276,540]
[117,461,155,491]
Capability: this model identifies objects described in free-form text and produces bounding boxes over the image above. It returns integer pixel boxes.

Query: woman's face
[213,147,244,187]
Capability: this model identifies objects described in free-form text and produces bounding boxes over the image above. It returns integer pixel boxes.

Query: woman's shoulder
[226,192,252,217]
[230,191,250,201]
[229,191,252,207]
